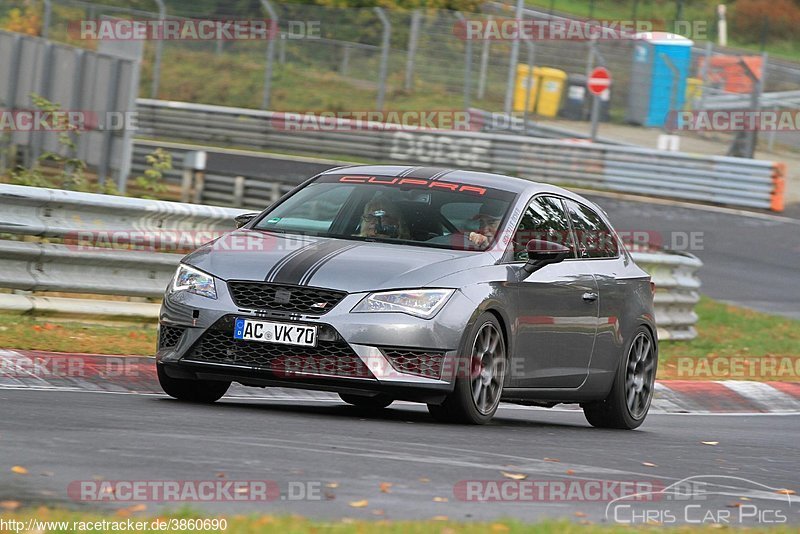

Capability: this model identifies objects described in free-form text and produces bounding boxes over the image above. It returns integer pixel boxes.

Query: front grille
[159,325,186,349]
[183,319,372,379]
[382,348,445,379]
[228,282,346,315]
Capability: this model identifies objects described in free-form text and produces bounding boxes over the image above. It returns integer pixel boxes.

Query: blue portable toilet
[626,32,694,127]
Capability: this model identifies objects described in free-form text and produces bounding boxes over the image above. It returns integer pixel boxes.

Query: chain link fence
[2,0,798,153]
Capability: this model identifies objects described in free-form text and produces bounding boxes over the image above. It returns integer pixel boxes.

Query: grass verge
[0,509,797,533]
[0,312,156,356]
[658,296,800,381]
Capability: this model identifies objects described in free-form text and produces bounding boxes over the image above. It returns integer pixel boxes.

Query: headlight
[172,264,217,299]
[352,289,455,319]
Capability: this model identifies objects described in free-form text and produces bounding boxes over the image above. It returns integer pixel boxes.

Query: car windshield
[252,174,517,251]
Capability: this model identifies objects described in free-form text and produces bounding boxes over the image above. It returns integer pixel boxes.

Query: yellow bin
[513,64,538,112]
[513,66,567,117]
[534,67,567,117]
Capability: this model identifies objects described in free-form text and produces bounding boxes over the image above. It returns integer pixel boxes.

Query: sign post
[588,66,611,142]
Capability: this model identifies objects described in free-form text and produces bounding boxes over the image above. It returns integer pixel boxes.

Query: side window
[511,196,574,261]
[564,199,619,259]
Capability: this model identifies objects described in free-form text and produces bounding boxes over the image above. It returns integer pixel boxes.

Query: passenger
[358,199,411,240]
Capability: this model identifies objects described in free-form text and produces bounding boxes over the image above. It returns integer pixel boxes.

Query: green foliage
[135,148,172,198]
[8,94,119,195]
[11,93,90,191]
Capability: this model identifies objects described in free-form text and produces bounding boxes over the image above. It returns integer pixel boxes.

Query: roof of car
[321,164,581,199]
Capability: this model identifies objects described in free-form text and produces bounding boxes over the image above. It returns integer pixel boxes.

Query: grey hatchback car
[156,165,657,428]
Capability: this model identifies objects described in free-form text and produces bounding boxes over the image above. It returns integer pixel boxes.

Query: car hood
[183,229,489,292]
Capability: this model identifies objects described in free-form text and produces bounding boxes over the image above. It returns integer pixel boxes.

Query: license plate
[233,318,317,347]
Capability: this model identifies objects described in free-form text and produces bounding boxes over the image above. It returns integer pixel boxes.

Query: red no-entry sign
[588,67,611,96]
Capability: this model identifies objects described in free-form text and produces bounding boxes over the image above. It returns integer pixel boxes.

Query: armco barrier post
[181,151,207,203]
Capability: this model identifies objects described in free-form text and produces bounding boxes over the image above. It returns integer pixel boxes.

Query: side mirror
[234,212,259,228]
[521,239,571,276]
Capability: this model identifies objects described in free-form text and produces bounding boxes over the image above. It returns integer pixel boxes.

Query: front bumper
[156,284,477,402]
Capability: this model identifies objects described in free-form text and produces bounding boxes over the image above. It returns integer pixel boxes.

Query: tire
[583,326,657,430]
[157,364,230,403]
[427,312,507,424]
[339,393,393,409]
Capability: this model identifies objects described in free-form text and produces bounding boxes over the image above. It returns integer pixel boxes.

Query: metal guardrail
[134,99,786,212]
[0,184,700,339]
[632,250,703,341]
[131,140,339,209]
[468,109,633,146]
[696,89,800,111]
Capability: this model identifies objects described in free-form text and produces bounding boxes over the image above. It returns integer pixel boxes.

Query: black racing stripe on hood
[299,243,361,286]
[263,240,317,281]
[270,239,352,285]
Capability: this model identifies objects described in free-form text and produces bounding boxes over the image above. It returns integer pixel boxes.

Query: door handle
[582,292,598,302]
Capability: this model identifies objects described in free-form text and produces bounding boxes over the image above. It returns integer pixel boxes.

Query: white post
[717,4,727,47]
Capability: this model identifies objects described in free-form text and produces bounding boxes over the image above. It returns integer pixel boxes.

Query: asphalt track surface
[584,194,800,320]
[2,388,798,525]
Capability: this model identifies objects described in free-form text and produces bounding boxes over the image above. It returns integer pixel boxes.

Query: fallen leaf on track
[701,441,720,446]
[349,500,368,508]
[500,471,527,480]
[776,489,796,495]
[543,458,560,462]
[642,462,658,468]
[11,466,28,475]
[0,501,20,511]
[433,496,448,502]
[379,482,392,493]
[326,482,339,489]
